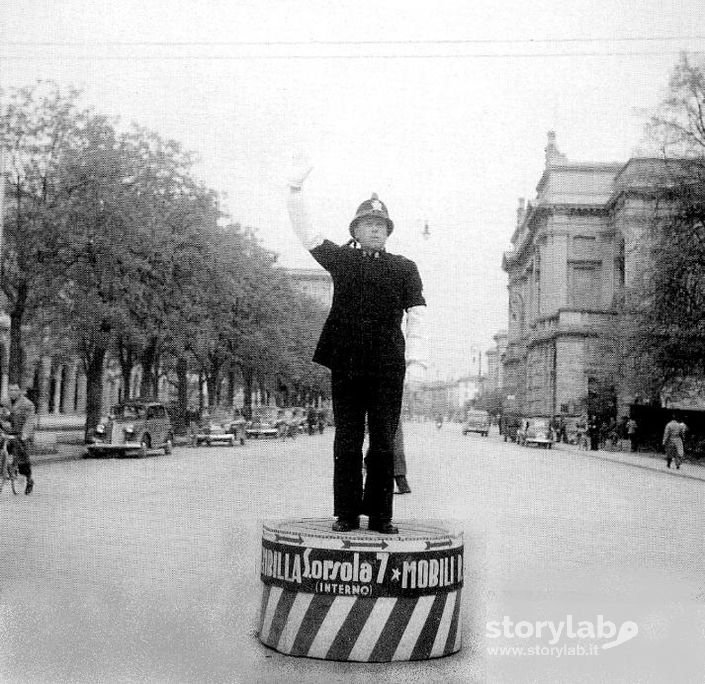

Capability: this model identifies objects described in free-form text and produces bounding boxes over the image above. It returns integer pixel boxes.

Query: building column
[62,361,78,414]
[75,372,87,414]
[52,366,63,414]
[38,356,52,415]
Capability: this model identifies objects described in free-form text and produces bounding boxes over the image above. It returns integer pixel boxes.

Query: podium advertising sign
[258,519,464,662]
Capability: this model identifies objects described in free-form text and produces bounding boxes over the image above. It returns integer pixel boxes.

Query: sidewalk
[32,414,86,465]
[554,440,705,483]
[35,413,86,431]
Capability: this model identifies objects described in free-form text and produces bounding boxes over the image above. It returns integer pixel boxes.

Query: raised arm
[286,155,326,250]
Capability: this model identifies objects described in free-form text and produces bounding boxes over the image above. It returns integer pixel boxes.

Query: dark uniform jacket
[310,240,425,374]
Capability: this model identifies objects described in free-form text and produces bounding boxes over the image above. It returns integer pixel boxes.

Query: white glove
[405,306,427,367]
[287,152,313,190]
[286,153,325,250]
[406,361,425,386]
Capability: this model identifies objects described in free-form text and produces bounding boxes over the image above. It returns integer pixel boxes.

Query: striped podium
[258,518,463,662]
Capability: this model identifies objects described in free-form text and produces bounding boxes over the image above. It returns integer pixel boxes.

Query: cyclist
[3,384,36,494]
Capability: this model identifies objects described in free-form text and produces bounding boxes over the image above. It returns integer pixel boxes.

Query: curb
[32,435,194,466]
[554,442,705,483]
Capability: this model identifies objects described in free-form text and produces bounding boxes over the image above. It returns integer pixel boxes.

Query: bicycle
[0,434,21,495]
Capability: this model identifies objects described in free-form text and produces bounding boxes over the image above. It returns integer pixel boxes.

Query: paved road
[1,423,704,683]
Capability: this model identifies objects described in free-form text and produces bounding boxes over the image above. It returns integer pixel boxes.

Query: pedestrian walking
[679,418,689,462]
[626,417,638,452]
[393,424,412,494]
[287,155,426,534]
[365,422,411,494]
[2,384,36,494]
[588,415,600,451]
[663,414,685,469]
[557,415,567,443]
[306,407,318,435]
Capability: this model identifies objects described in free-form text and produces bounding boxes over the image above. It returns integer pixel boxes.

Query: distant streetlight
[422,220,430,240]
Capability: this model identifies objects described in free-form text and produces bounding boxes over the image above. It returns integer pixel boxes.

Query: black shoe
[395,476,411,495]
[24,478,34,495]
[332,517,359,532]
[368,519,399,534]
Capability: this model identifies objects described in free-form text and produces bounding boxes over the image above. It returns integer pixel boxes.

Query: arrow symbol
[275,533,304,545]
[425,538,452,550]
[342,539,389,550]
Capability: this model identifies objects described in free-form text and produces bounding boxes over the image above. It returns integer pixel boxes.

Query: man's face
[8,386,20,401]
[353,217,389,251]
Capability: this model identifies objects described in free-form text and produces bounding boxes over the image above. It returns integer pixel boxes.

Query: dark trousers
[629,435,638,452]
[10,438,32,479]
[392,425,407,477]
[365,424,406,476]
[331,368,405,521]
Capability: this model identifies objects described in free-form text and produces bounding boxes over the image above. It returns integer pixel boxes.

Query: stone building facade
[484,330,507,395]
[501,132,680,420]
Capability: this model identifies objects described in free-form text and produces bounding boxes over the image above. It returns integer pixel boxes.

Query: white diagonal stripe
[454,615,462,652]
[348,598,397,661]
[430,591,456,657]
[392,594,435,661]
[260,586,283,645]
[307,596,356,659]
[276,592,314,653]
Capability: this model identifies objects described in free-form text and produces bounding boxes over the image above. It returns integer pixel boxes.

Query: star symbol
[391,568,401,582]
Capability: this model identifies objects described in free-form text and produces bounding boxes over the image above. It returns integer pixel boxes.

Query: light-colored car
[246,408,279,439]
[194,418,246,447]
[462,409,491,437]
[88,401,174,458]
[517,418,554,448]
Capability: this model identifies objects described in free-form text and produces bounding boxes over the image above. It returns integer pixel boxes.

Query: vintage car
[245,407,280,439]
[289,408,309,434]
[193,411,247,447]
[87,400,174,458]
[517,418,554,448]
[462,409,491,437]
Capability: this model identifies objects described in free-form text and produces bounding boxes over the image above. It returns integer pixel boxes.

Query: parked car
[193,410,247,447]
[462,409,491,437]
[290,408,308,434]
[246,407,279,439]
[87,400,174,458]
[517,418,554,448]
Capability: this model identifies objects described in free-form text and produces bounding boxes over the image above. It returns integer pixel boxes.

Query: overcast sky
[2,1,704,379]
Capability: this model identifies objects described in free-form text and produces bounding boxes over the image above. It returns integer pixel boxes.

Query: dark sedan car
[88,400,174,458]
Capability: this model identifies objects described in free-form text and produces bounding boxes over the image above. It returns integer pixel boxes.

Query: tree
[0,81,90,384]
[52,116,151,438]
[618,54,705,402]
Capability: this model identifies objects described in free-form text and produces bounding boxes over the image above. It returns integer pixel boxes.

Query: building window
[569,262,601,309]
[615,236,625,289]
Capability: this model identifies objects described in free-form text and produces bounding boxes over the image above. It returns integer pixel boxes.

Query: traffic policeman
[287,157,426,533]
